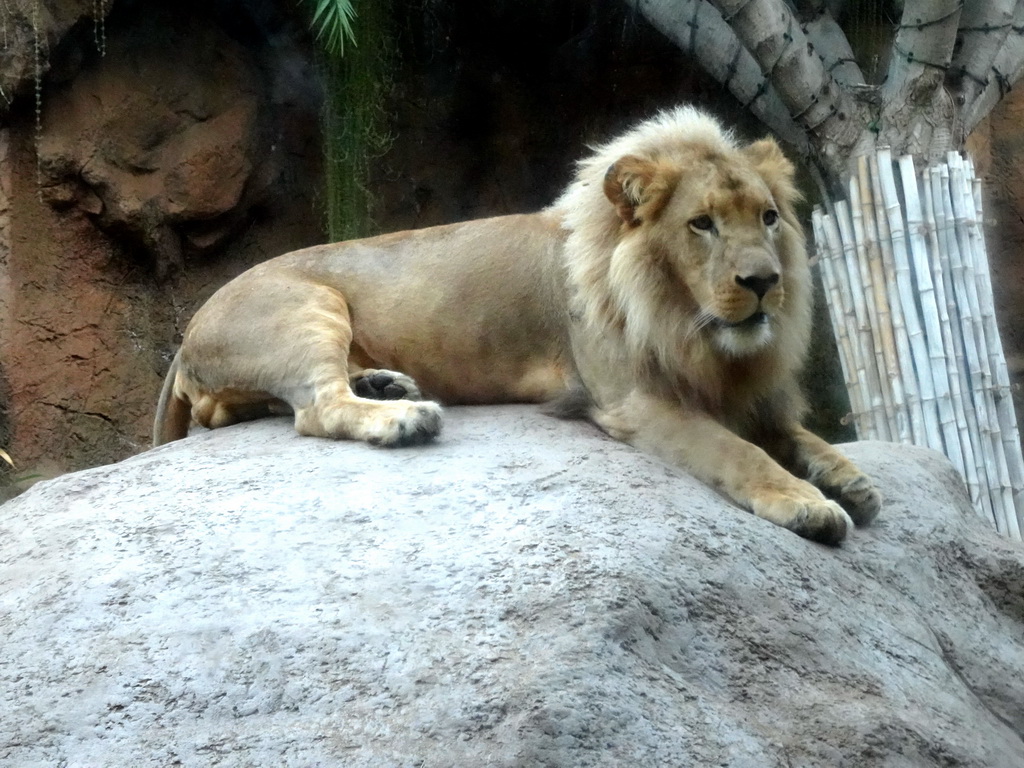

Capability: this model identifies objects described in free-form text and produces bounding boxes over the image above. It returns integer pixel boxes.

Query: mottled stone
[1,406,1022,766]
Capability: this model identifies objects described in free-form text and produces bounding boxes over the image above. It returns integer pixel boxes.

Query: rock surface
[0,1,325,479]
[0,0,107,116]
[36,5,277,273]
[2,406,1024,767]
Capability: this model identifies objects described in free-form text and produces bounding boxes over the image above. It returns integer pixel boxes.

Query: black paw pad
[354,372,409,400]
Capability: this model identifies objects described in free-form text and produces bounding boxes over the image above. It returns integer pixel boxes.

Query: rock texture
[36,8,267,273]
[0,0,324,479]
[2,407,1023,767]
[0,0,105,116]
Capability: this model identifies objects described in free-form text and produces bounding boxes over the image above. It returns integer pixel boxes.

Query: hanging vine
[31,0,43,189]
[92,0,106,57]
[307,0,395,242]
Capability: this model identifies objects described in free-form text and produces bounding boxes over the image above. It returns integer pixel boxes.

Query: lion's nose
[735,272,779,299]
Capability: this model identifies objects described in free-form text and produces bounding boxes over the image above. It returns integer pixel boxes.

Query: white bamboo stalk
[897,155,963,471]
[950,154,1022,539]
[847,179,894,440]
[968,158,982,213]
[937,162,1004,530]
[967,158,1024,521]
[816,208,873,435]
[948,155,996,400]
[922,165,984,516]
[823,209,874,436]
[812,212,850,411]
[967,162,1024,535]
[814,209,865,436]
[948,154,1015,533]
[857,155,910,442]
[834,199,892,440]
[812,149,1022,538]
[872,149,932,447]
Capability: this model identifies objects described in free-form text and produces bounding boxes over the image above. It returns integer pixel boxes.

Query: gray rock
[1,406,1023,767]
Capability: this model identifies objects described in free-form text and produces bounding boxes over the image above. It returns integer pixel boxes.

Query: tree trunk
[632,0,1024,195]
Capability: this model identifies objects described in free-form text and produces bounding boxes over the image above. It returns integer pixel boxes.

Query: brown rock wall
[3,121,164,478]
[0,0,323,488]
[36,7,267,275]
[0,0,98,115]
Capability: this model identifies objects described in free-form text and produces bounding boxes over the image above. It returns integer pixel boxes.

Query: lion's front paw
[753,489,854,546]
[591,406,636,442]
[352,369,423,401]
[785,498,853,546]
[364,401,443,447]
[833,472,882,526]
[812,466,882,527]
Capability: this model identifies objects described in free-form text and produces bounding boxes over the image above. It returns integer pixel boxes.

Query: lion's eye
[690,215,714,232]
[763,209,779,226]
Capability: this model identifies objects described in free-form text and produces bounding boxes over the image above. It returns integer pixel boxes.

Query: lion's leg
[757,425,881,526]
[270,288,441,446]
[594,392,853,545]
[190,394,277,429]
[349,369,423,401]
[182,279,442,447]
[293,378,441,446]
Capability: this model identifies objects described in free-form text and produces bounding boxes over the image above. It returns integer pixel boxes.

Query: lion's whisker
[686,308,716,341]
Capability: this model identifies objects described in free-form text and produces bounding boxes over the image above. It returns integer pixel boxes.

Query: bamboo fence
[812,150,1024,540]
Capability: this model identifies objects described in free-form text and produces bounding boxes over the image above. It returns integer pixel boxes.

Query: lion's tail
[152,350,191,447]
[542,381,595,421]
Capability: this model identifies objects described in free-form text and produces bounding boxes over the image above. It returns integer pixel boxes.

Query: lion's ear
[603,155,674,226]
[744,137,801,210]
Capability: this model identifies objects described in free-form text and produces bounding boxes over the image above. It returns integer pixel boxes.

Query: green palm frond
[308,0,358,56]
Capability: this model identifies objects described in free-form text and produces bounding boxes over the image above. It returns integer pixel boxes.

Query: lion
[153,106,880,544]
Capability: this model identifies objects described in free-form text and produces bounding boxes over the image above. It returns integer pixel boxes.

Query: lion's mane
[551,106,813,417]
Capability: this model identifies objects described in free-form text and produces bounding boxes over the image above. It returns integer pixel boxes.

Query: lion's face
[602,137,802,360]
[654,152,787,356]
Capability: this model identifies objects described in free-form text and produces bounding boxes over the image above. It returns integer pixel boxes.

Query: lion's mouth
[713,311,768,330]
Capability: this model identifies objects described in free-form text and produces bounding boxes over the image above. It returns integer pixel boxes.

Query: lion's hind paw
[352,369,423,401]
[364,401,443,447]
